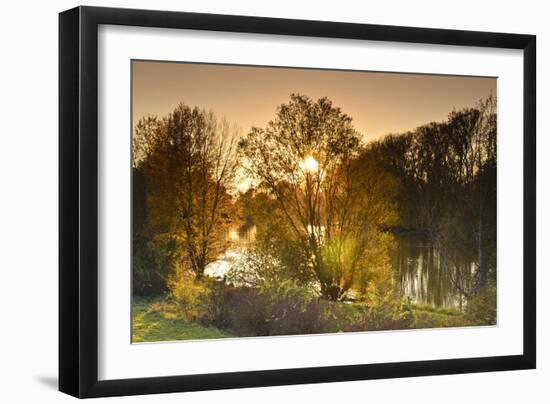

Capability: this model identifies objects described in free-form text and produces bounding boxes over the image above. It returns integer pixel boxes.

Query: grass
[132,298,234,343]
[133,296,472,343]
[410,304,468,329]
[410,303,462,316]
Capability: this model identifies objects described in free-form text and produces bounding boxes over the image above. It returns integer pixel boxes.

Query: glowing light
[236,177,252,193]
[228,230,240,241]
[299,156,319,173]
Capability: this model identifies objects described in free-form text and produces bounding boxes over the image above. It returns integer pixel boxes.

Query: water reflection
[204,226,256,279]
[392,235,464,308]
[206,229,466,309]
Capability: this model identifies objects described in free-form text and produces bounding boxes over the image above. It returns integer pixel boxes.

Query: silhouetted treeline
[366,96,496,295]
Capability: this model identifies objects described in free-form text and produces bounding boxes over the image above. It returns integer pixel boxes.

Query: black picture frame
[59,5,536,398]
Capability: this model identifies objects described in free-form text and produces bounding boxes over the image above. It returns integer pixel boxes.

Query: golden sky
[132,60,496,142]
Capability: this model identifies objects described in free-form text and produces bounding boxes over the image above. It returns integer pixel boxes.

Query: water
[206,228,466,309]
[204,226,255,279]
[392,235,465,308]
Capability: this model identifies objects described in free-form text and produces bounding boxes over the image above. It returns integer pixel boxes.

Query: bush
[343,285,415,331]
[465,282,497,325]
[204,283,264,333]
[257,280,341,335]
[204,279,346,336]
[133,234,177,296]
[168,266,418,336]
[168,268,212,321]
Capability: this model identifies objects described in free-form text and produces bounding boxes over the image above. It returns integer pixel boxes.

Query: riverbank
[410,304,467,329]
[132,297,471,343]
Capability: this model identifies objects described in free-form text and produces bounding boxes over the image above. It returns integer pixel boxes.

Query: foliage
[369,96,497,296]
[342,285,415,332]
[132,234,177,296]
[255,280,337,335]
[134,104,239,280]
[132,298,234,342]
[236,190,315,285]
[224,248,290,287]
[203,279,351,336]
[465,281,497,325]
[168,267,212,321]
[133,289,475,342]
[132,94,498,337]
[239,94,398,300]
[203,275,415,337]
[411,307,467,329]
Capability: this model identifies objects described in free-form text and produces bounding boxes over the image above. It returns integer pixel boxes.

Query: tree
[368,96,497,301]
[437,96,497,295]
[236,187,314,285]
[239,94,397,300]
[132,116,176,295]
[134,103,239,279]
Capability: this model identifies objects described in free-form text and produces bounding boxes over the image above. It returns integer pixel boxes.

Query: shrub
[465,281,497,325]
[396,297,415,326]
[169,264,418,336]
[257,280,340,335]
[204,279,346,336]
[343,285,415,331]
[133,234,177,296]
[168,268,212,321]
[205,283,265,334]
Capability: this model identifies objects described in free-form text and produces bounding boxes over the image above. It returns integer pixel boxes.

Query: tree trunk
[474,213,486,292]
[321,284,342,301]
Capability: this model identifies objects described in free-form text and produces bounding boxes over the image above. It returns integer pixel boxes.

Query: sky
[132,60,496,143]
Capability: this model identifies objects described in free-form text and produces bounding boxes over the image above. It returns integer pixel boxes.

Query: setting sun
[299,155,319,173]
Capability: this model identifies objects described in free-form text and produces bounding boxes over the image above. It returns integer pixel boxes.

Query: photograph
[0,0,543,401]
[131,61,497,343]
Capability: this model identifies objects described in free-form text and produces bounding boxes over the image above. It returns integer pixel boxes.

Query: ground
[132,297,469,343]
[132,298,234,343]
[410,304,467,329]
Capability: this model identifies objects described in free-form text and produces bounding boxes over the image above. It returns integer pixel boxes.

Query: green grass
[410,305,468,329]
[132,296,472,342]
[132,298,234,343]
[411,303,462,316]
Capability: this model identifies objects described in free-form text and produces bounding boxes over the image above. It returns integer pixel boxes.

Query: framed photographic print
[59,6,536,398]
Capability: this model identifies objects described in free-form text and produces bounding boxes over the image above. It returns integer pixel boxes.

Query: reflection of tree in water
[393,235,471,308]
